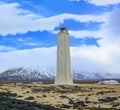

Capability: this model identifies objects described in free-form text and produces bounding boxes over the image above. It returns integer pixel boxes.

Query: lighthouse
[55,27,73,85]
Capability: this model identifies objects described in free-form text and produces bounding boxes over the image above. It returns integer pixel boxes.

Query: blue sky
[0,0,120,73]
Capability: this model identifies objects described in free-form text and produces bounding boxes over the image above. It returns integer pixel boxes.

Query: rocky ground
[0,83,120,110]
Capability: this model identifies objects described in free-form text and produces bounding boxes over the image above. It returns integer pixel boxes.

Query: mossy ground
[0,83,120,110]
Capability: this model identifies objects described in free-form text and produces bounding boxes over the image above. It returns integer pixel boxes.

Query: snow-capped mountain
[73,71,120,80]
[0,67,120,80]
[0,67,55,80]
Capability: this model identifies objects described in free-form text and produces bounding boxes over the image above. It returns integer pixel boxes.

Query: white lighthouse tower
[55,27,73,85]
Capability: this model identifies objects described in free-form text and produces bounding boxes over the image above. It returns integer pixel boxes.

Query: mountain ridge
[0,67,120,80]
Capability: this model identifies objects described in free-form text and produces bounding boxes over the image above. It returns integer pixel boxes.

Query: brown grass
[0,83,120,110]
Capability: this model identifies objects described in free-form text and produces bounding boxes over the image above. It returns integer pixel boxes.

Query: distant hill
[0,67,120,80]
[0,67,54,80]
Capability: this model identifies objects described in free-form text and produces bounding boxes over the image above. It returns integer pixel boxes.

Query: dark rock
[85,100,91,104]
[59,95,67,99]
[74,101,86,107]
[111,90,116,93]
[112,102,120,107]
[68,98,74,104]
[0,92,17,98]
[17,95,23,98]
[88,94,91,96]
[99,97,117,103]
[26,91,30,93]
[43,94,47,97]
[25,96,34,100]
[31,88,42,93]
[42,87,52,92]
[68,98,86,107]
[85,97,91,104]
[58,85,66,89]
[96,91,104,95]
[0,93,60,110]
[60,104,71,109]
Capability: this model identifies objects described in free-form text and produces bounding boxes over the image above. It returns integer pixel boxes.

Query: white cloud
[101,8,120,40]
[85,0,120,6]
[23,42,44,46]
[52,8,120,40]
[0,3,106,36]
[16,37,44,46]
[0,42,120,73]
[70,8,120,73]
[0,47,56,72]
[0,3,43,36]
[51,30,102,38]
[71,42,120,73]
[17,37,34,42]
[69,30,102,38]
[37,13,106,31]
[0,45,16,52]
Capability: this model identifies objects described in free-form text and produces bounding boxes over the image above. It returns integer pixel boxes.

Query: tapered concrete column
[55,27,73,85]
